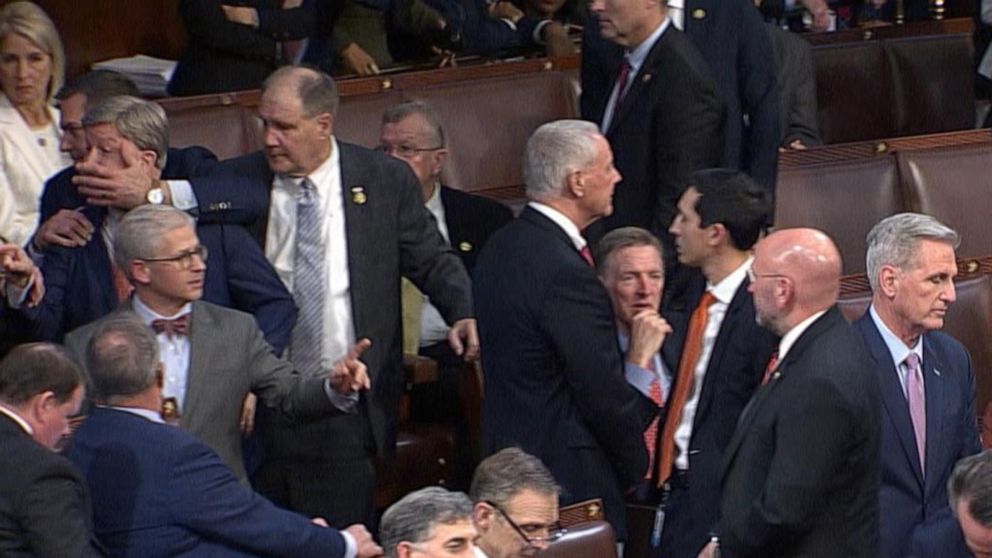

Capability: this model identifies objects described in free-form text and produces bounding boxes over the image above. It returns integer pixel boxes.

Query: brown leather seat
[535,520,616,558]
[813,42,896,144]
[897,144,992,259]
[336,91,407,149]
[166,101,257,160]
[775,156,904,274]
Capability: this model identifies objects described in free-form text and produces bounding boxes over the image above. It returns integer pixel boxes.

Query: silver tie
[291,178,326,377]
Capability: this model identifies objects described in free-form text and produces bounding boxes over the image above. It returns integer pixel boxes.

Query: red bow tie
[151,314,190,338]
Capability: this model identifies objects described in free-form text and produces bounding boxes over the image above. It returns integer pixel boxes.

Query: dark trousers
[626,471,705,558]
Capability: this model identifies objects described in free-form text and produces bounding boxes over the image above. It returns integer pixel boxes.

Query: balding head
[749,228,842,335]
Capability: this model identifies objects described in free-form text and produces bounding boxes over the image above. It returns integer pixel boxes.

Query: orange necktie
[643,362,663,478]
[111,264,133,303]
[656,291,716,487]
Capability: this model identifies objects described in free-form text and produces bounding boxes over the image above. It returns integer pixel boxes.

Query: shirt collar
[778,309,828,363]
[104,405,165,424]
[132,295,193,323]
[869,305,924,367]
[528,201,586,251]
[425,182,443,213]
[275,137,339,192]
[0,404,32,435]
[626,17,670,75]
[708,256,752,305]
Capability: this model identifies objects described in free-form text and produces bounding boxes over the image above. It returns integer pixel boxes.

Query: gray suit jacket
[66,300,339,482]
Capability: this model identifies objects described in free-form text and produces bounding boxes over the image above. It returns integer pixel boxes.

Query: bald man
[708,228,881,558]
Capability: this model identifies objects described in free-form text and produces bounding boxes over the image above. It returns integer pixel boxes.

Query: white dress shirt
[667,0,685,29]
[528,201,586,251]
[600,18,671,132]
[869,305,924,398]
[266,139,356,367]
[133,296,193,412]
[778,309,828,363]
[420,185,452,346]
[0,403,32,435]
[674,257,751,470]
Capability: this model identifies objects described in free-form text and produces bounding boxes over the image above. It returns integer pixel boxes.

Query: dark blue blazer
[474,206,657,540]
[657,271,778,558]
[24,147,295,351]
[439,185,512,276]
[69,407,348,558]
[854,311,980,558]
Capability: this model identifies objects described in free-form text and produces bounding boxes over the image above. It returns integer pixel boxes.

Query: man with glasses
[469,448,565,558]
[380,487,478,558]
[64,204,371,485]
[708,228,880,558]
[17,95,297,355]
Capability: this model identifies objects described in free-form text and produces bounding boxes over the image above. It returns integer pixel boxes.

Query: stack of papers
[91,55,177,97]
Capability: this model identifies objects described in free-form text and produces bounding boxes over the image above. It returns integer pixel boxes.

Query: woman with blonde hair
[0,1,69,247]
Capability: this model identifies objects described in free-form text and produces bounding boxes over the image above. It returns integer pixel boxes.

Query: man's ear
[139,149,158,170]
[473,502,495,532]
[316,112,334,139]
[878,265,900,299]
[128,259,151,286]
[566,169,584,198]
[395,541,414,558]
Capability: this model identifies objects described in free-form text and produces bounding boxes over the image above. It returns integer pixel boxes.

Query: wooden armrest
[404,353,439,385]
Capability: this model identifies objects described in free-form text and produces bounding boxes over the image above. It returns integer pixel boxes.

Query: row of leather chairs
[776,129,992,274]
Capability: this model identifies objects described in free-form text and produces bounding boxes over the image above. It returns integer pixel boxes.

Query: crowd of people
[0,0,991,557]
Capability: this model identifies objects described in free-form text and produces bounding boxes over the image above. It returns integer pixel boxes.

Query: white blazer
[0,95,69,247]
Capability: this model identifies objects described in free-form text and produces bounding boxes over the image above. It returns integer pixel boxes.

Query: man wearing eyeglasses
[64,204,372,486]
[469,448,565,558]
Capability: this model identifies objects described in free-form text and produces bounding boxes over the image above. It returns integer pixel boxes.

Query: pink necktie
[905,353,926,473]
[579,245,594,267]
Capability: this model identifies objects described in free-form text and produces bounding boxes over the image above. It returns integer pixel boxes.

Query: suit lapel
[922,333,946,487]
[693,281,747,424]
[182,301,212,423]
[858,315,925,485]
[607,26,669,136]
[340,144,373,340]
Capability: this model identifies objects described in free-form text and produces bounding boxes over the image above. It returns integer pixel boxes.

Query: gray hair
[0,1,64,102]
[83,95,169,170]
[265,66,339,119]
[381,101,445,147]
[380,487,474,558]
[523,120,601,203]
[86,311,160,404]
[866,213,960,291]
[470,448,560,506]
[114,205,195,277]
[949,451,992,526]
[594,226,664,279]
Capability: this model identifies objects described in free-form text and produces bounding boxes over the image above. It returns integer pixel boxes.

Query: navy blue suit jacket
[657,271,778,557]
[25,147,295,351]
[854,311,980,558]
[69,407,348,558]
[439,185,512,276]
[474,206,657,540]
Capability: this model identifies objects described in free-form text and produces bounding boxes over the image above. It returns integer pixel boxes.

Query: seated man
[20,95,296,352]
[949,450,992,557]
[380,487,478,558]
[470,448,563,558]
[0,342,100,557]
[65,204,370,483]
[68,312,381,558]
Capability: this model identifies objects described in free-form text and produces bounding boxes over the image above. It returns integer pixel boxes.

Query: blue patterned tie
[291,178,326,377]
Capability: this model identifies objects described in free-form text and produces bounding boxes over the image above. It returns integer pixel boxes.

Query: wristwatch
[146,187,164,205]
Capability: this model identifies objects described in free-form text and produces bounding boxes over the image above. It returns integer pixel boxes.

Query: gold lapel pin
[458,241,473,252]
[641,73,653,83]
[692,8,706,19]
[351,186,367,205]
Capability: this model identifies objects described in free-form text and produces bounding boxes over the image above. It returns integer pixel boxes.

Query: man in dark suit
[948,450,992,557]
[854,213,981,558]
[379,101,512,430]
[69,312,381,558]
[610,170,777,558]
[711,228,881,558]
[580,0,725,263]
[65,204,370,483]
[0,342,100,558]
[23,95,295,352]
[188,66,476,526]
[767,24,821,149]
[474,120,657,540]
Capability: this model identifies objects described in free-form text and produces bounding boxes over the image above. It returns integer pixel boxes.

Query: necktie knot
[904,352,920,371]
[151,314,190,338]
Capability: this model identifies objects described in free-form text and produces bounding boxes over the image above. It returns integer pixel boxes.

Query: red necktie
[579,245,595,267]
[151,314,190,338]
[614,57,632,104]
[657,291,716,487]
[761,351,780,385]
[111,264,133,303]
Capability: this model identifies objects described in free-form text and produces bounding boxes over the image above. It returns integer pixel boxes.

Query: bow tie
[151,314,190,338]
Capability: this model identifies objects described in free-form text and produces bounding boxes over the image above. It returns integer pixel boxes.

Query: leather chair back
[535,520,616,558]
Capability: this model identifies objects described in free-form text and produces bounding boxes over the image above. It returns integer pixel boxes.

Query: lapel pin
[641,73,653,83]
[351,186,367,205]
[458,241,473,252]
[934,368,941,377]
[692,8,706,19]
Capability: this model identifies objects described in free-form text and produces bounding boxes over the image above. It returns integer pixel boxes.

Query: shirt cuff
[624,362,654,398]
[324,379,360,413]
[532,19,552,44]
[341,529,357,558]
[500,18,518,30]
[166,180,197,211]
[5,276,31,309]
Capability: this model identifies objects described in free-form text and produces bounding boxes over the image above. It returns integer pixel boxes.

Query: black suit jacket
[768,25,821,148]
[0,413,103,558]
[719,307,881,558]
[581,23,725,252]
[657,271,778,557]
[474,206,657,540]
[195,142,474,457]
[439,185,512,275]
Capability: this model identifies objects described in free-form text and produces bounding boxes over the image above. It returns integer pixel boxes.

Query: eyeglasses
[746,267,789,283]
[378,143,444,158]
[140,245,208,270]
[484,500,566,546]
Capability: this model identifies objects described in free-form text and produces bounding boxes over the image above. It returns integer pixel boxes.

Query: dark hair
[949,451,992,526]
[689,169,771,251]
[56,70,139,105]
[0,343,83,405]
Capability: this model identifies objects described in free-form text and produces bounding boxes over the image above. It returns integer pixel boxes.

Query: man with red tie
[474,120,658,543]
[65,204,372,486]
[626,169,776,558]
